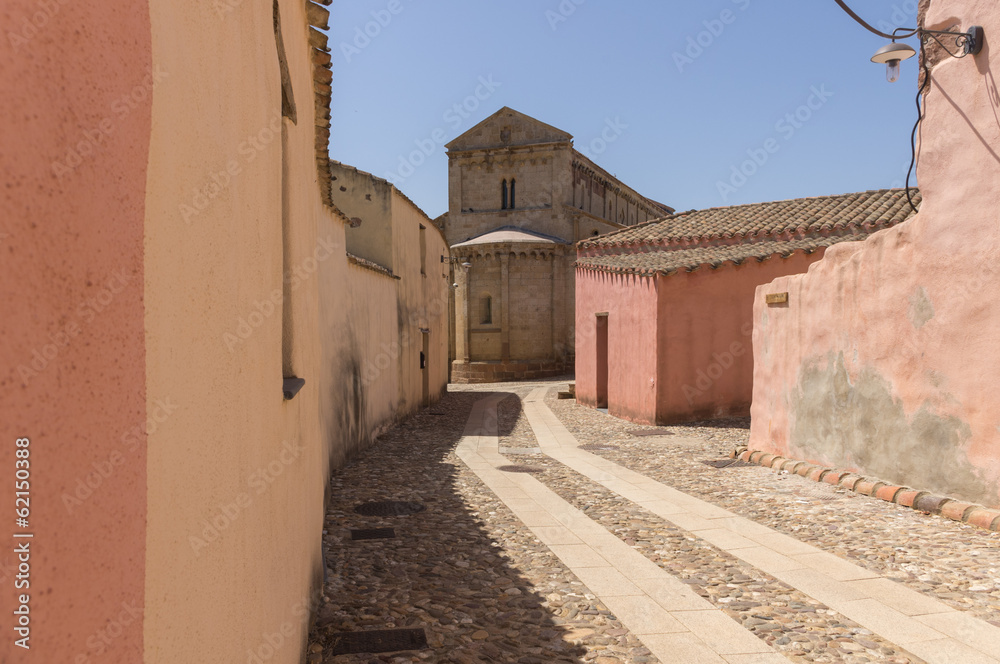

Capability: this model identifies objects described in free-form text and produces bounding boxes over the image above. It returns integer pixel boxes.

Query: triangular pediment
[445,107,573,152]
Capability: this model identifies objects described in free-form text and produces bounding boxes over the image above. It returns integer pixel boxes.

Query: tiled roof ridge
[579,223,885,257]
[306,1,335,209]
[574,240,838,278]
[578,188,919,251]
[346,253,400,280]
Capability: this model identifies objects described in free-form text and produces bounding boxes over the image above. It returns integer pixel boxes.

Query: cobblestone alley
[310,380,1000,664]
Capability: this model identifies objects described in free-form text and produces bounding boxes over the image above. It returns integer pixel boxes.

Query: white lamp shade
[872,42,917,64]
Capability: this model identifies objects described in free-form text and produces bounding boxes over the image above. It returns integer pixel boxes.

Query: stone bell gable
[444,106,572,153]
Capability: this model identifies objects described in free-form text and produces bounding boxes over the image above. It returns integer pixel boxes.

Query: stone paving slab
[456,392,782,663]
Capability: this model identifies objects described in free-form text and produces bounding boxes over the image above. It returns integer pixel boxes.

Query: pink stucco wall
[657,252,821,423]
[576,252,823,425]
[751,0,1000,507]
[575,271,659,423]
[0,1,151,661]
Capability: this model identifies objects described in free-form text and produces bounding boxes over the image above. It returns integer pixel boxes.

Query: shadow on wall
[790,352,997,505]
[316,391,590,662]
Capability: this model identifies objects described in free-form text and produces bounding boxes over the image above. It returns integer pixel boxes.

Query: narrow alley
[310,380,1000,664]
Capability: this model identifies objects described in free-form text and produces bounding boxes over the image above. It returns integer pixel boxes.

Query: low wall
[451,360,572,384]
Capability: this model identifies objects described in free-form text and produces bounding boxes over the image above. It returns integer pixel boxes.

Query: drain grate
[701,458,754,469]
[329,628,428,655]
[350,527,396,540]
[353,501,426,517]
[579,444,619,451]
[628,428,675,437]
[498,446,543,455]
[497,464,545,473]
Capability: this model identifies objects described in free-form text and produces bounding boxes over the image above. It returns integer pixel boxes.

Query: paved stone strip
[544,393,1000,631]
[522,388,1000,664]
[513,452,929,663]
[457,394,787,663]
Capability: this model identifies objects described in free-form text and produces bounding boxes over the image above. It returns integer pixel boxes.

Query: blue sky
[327,0,923,218]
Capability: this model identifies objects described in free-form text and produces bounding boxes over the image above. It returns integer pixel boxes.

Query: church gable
[446,107,572,152]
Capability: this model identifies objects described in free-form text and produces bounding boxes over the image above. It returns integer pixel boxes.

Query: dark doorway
[421,330,430,407]
[596,313,609,408]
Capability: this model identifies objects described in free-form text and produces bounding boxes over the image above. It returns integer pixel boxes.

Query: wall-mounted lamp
[870,26,983,82]
[460,261,471,273]
[871,42,916,82]
[835,1,986,215]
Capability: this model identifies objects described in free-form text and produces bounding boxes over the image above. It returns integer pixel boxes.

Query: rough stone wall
[508,253,558,360]
[750,0,1000,507]
[447,144,570,244]
[468,256,503,360]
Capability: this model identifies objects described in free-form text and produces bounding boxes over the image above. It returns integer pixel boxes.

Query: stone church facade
[439,107,672,383]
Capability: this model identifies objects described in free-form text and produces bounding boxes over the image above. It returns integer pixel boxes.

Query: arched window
[501,180,508,210]
[510,179,516,209]
[481,295,493,325]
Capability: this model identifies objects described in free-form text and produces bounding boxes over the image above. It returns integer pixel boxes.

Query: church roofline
[444,106,573,151]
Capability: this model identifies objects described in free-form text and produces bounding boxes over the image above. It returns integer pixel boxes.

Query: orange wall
[657,253,821,423]
[751,0,1000,507]
[0,1,151,661]
[575,270,659,423]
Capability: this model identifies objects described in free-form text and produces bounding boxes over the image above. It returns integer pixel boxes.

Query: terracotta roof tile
[578,189,919,248]
[576,189,920,276]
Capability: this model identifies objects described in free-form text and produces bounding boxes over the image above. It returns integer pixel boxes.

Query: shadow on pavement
[314,390,589,663]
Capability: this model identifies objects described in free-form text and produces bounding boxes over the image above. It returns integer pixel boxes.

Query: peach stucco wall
[143,1,325,661]
[657,252,821,423]
[575,271,659,423]
[0,1,151,661]
[751,0,1000,507]
[391,195,451,413]
[320,186,450,472]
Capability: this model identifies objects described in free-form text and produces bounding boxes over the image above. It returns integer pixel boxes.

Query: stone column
[455,258,470,363]
[500,252,510,362]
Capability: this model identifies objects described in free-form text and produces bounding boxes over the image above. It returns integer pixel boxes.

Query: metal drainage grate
[497,464,545,473]
[350,527,396,540]
[628,428,675,437]
[579,444,619,451]
[353,501,426,517]
[701,458,754,469]
[498,446,543,455]
[329,628,428,655]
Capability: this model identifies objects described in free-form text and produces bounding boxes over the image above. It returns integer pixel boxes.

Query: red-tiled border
[733,447,1000,532]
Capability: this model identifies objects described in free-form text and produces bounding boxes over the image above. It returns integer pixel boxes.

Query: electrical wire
[905,39,931,214]
[832,0,919,40]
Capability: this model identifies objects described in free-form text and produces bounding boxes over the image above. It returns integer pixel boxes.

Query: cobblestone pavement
[543,390,1000,630]
[311,379,1000,663]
